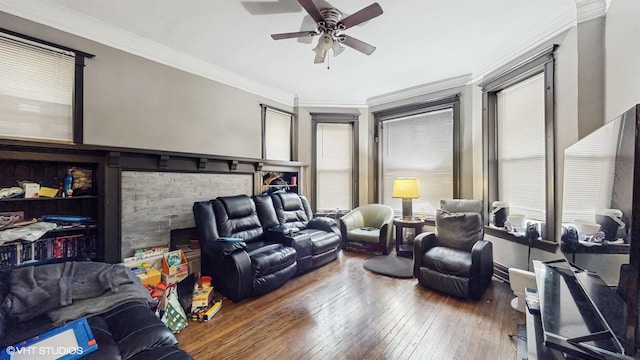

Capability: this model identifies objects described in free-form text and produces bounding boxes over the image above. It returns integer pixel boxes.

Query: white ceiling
[1,0,577,106]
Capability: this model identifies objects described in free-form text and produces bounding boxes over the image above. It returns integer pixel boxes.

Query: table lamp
[392,177,419,220]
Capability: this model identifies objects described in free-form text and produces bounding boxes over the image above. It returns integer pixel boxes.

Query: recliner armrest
[204,246,253,302]
[307,217,340,235]
[269,231,312,257]
[470,240,493,286]
[202,239,247,259]
[413,232,439,277]
[266,225,299,246]
[470,240,492,266]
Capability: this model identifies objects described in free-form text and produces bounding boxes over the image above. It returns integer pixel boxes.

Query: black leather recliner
[269,192,342,273]
[413,199,493,300]
[193,194,297,302]
[193,193,341,302]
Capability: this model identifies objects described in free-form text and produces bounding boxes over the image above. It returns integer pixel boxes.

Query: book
[203,300,222,321]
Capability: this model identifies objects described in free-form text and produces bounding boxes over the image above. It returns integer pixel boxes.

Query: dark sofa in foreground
[193,192,341,302]
[0,262,192,360]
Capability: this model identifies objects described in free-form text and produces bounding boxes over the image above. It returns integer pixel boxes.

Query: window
[481,45,556,242]
[374,96,460,218]
[0,30,93,144]
[262,104,294,161]
[497,74,546,220]
[312,113,358,212]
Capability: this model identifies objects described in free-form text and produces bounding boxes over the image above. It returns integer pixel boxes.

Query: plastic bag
[159,285,188,333]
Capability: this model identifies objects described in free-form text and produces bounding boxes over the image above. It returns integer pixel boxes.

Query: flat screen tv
[559,104,640,356]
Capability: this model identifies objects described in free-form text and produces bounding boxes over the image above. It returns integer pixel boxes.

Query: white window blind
[264,108,292,161]
[562,119,621,223]
[0,33,75,142]
[497,73,545,220]
[316,123,353,211]
[382,109,454,217]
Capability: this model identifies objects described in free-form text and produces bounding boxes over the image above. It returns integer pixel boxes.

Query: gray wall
[577,17,606,138]
[0,11,292,158]
[605,0,640,121]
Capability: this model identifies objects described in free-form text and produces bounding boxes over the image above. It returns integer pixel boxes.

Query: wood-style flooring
[176,251,525,360]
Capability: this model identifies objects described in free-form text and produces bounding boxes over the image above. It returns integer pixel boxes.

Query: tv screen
[559,104,640,355]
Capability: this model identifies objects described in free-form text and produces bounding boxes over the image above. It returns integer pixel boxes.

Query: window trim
[373,94,461,204]
[311,113,359,213]
[480,44,557,247]
[261,104,295,161]
[0,27,94,144]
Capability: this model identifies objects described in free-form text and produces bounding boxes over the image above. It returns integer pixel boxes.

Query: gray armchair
[339,204,395,255]
[413,199,493,300]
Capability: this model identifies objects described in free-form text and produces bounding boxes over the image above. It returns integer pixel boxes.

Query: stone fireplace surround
[120,171,253,259]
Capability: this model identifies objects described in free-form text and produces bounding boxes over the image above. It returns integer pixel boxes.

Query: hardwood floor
[176,251,525,360]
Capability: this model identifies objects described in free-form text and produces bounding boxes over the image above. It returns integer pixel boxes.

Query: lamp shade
[392,178,419,199]
[332,40,345,56]
[313,34,333,56]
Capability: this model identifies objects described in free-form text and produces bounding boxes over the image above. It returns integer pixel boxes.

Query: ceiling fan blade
[338,3,383,30]
[340,35,376,55]
[298,0,325,24]
[314,52,326,64]
[271,31,317,40]
[297,15,317,44]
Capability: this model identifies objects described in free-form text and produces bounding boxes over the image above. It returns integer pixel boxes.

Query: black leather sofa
[0,265,192,360]
[193,192,341,302]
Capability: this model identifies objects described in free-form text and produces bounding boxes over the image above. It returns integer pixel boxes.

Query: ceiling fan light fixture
[332,39,345,56]
[272,1,384,64]
[312,34,333,56]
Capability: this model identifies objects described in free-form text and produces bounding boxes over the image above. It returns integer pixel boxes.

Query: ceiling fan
[271,0,383,64]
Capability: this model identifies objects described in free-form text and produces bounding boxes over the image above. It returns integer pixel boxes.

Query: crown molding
[365,74,472,108]
[0,0,297,107]
[471,8,576,84]
[296,100,367,109]
[575,0,607,23]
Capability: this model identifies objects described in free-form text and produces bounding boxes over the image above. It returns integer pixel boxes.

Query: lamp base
[401,198,413,220]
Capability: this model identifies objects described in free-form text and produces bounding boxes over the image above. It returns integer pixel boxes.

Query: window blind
[496,73,545,220]
[0,33,75,142]
[562,119,621,223]
[382,109,454,217]
[264,108,292,161]
[316,123,353,211]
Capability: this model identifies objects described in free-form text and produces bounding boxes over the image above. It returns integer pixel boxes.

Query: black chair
[193,195,297,302]
[413,199,493,300]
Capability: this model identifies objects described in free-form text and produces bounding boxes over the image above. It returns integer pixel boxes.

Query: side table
[394,218,425,258]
